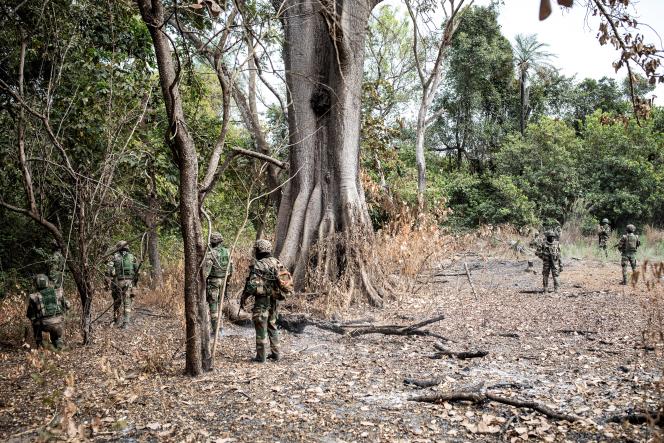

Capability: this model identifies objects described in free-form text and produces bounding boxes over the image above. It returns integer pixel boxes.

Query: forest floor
[1,253,663,442]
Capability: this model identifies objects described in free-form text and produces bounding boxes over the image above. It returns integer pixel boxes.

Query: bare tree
[405,0,471,210]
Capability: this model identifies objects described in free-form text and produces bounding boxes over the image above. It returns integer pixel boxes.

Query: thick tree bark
[136,0,209,375]
[274,0,384,306]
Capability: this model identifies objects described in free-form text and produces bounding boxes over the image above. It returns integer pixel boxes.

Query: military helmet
[210,232,223,245]
[254,239,272,254]
[115,240,129,251]
[35,274,49,290]
[601,218,609,224]
[626,224,636,233]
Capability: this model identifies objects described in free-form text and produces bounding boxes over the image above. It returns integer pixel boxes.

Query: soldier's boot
[210,318,218,337]
[267,352,281,361]
[121,313,130,329]
[553,277,560,293]
[253,341,267,363]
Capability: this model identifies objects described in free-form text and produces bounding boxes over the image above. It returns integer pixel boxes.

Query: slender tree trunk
[520,69,527,135]
[415,98,428,209]
[274,0,383,306]
[136,0,208,375]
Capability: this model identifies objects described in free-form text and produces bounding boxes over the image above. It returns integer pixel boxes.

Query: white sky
[383,0,664,102]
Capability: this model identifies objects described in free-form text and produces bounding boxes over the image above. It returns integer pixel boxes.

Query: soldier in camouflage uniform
[27,274,70,349]
[617,224,640,285]
[240,239,290,363]
[105,241,139,328]
[204,232,233,336]
[47,240,66,288]
[597,218,611,258]
[536,230,563,293]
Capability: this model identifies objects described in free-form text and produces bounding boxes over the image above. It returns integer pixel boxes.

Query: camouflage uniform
[536,232,562,292]
[241,239,289,363]
[597,219,611,257]
[618,224,640,285]
[105,241,138,328]
[27,274,70,349]
[204,232,232,336]
[48,250,65,288]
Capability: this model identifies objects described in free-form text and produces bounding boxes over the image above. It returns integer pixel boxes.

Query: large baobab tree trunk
[274,0,384,306]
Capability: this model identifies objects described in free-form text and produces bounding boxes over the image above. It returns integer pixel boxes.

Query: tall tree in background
[513,33,555,135]
[405,0,470,210]
[429,5,514,170]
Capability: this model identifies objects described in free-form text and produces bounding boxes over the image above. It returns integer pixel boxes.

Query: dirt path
[0,256,662,442]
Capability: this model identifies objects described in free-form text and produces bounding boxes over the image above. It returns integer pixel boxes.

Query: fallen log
[411,390,580,422]
[278,313,447,340]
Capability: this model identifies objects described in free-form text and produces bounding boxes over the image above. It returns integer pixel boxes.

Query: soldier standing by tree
[598,218,611,258]
[27,274,70,349]
[105,241,139,328]
[617,224,640,285]
[204,232,232,337]
[240,240,293,363]
[536,230,563,293]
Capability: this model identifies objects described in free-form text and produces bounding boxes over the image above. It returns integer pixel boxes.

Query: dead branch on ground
[278,313,447,340]
[411,390,580,422]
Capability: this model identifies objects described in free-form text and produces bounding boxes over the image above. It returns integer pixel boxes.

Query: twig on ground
[464,262,479,301]
[432,342,488,359]
[404,377,442,388]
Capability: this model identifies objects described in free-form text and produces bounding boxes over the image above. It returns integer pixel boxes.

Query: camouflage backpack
[35,287,64,318]
[624,233,638,253]
[209,246,230,278]
[114,252,135,279]
[247,257,293,301]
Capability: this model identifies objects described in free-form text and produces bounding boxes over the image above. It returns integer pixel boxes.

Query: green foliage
[495,118,582,223]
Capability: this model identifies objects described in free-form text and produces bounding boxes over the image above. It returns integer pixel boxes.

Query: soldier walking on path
[598,218,611,258]
[240,239,293,363]
[617,224,640,285]
[27,274,70,349]
[536,230,563,293]
[204,232,232,337]
[105,241,139,328]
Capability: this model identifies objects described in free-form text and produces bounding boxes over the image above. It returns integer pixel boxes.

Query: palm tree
[513,34,556,134]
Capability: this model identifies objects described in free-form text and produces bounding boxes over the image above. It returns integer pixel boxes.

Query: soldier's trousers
[206,277,228,333]
[599,238,608,256]
[621,254,637,283]
[32,317,64,349]
[111,279,133,324]
[252,296,280,360]
[542,261,560,290]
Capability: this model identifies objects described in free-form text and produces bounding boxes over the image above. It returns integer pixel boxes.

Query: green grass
[562,232,664,262]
